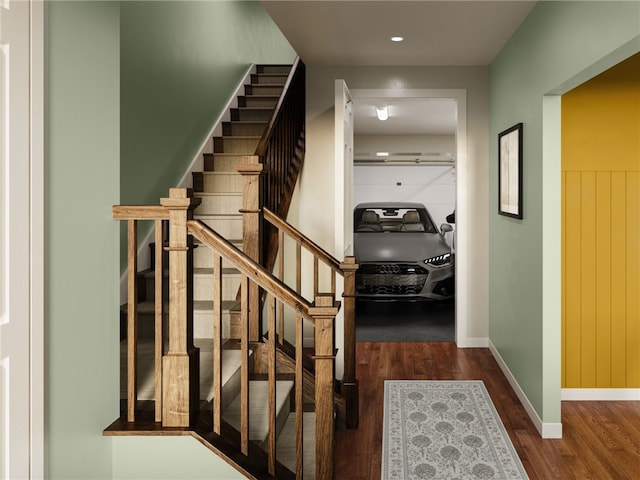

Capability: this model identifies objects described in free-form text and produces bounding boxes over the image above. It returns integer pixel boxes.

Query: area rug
[382,380,529,479]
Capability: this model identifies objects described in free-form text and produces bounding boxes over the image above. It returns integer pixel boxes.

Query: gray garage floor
[355,299,455,342]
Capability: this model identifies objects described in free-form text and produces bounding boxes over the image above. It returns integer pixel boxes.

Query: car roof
[355,202,426,210]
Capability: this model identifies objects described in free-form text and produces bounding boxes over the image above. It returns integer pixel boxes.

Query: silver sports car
[353,202,454,300]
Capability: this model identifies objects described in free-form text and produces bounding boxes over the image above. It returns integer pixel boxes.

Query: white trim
[562,388,640,401]
[119,65,256,302]
[489,340,563,439]
[347,89,471,347]
[29,1,45,478]
[456,337,489,348]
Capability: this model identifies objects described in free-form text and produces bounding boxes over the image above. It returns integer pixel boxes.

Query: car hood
[354,232,451,263]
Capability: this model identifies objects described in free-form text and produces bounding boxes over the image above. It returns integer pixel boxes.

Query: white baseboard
[488,340,563,439]
[457,336,489,348]
[562,388,640,401]
[119,65,256,303]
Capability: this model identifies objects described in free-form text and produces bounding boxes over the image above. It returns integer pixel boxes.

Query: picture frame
[498,123,523,218]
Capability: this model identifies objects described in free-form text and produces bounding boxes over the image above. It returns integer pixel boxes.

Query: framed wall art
[498,123,523,218]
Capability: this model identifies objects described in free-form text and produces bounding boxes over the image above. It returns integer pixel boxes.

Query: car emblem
[378,264,401,274]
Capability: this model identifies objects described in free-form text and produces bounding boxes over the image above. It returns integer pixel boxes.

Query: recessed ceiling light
[391,36,404,42]
[376,152,390,157]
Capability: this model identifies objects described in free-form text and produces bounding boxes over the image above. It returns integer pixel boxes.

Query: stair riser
[194,310,232,339]
[223,122,268,137]
[196,216,243,239]
[214,137,260,154]
[194,194,242,215]
[251,74,288,85]
[254,396,291,451]
[231,108,273,122]
[203,154,246,172]
[240,96,278,109]
[256,65,291,75]
[194,273,240,301]
[201,173,242,192]
[245,85,284,96]
[194,243,242,269]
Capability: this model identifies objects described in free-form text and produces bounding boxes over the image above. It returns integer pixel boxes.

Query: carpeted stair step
[230,107,274,122]
[214,135,261,154]
[223,379,295,450]
[193,171,242,192]
[203,153,249,172]
[250,73,288,85]
[193,238,243,269]
[194,192,242,216]
[194,299,240,339]
[120,338,251,410]
[277,412,316,480]
[194,267,240,301]
[194,213,243,239]
[256,64,291,75]
[238,95,279,109]
[245,84,284,96]
[222,121,269,137]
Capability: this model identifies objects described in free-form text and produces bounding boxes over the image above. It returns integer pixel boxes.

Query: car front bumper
[355,262,455,300]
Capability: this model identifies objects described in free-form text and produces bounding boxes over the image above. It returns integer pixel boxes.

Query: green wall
[120,1,296,269]
[46,1,295,477]
[489,1,640,427]
[46,2,120,478]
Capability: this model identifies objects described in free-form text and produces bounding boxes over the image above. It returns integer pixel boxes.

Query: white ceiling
[261,1,537,66]
[354,97,457,135]
[261,0,536,149]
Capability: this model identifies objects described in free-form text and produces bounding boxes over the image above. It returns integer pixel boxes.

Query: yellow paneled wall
[562,53,640,388]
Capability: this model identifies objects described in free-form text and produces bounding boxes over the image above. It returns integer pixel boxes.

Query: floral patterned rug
[382,380,529,479]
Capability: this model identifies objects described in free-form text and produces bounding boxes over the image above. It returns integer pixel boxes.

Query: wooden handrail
[255,56,303,157]
[188,220,335,322]
[112,204,169,220]
[264,207,341,274]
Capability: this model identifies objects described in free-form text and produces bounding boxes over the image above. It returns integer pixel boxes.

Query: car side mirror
[440,223,453,235]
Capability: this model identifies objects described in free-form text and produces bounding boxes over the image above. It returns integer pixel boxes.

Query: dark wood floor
[335,342,640,479]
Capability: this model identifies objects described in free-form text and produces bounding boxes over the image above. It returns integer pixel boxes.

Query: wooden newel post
[311,294,339,480]
[237,155,263,342]
[160,188,200,427]
[340,256,359,429]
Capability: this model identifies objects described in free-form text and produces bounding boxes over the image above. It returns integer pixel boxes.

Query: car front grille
[356,263,428,296]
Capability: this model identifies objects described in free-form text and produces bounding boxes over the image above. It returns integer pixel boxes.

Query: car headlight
[424,253,452,267]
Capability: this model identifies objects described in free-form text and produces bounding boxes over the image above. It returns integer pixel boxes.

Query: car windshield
[354,207,437,233]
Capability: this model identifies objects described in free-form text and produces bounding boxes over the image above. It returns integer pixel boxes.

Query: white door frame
[0,1,45,478]
[339,88,471,347]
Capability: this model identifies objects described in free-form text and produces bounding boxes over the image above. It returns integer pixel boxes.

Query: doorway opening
[336,87,469,345]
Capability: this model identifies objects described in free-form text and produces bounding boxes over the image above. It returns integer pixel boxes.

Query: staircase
[108,59,356,480]
[191,64,292,340]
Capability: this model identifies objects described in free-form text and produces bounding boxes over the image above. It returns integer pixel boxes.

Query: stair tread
[194,213,242,219]
[217,135,262,139]
[225,120,269,124]
[194,191,242,197]
[199,171,241,175]
[121,338,250,402]
[224,380,295,443]
[194,300,240,311]
[194,267,239,275]
[277,412,316,479]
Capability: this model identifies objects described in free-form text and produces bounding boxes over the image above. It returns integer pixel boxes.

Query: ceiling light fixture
[376,152,389,157]
[390,36,404,42]
[375,106,389,121]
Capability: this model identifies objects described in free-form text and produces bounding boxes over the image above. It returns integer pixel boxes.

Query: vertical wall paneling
[626,172,640,386]
[610,172,627,387]
[594,172,611,387]
[561,52,640,389]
